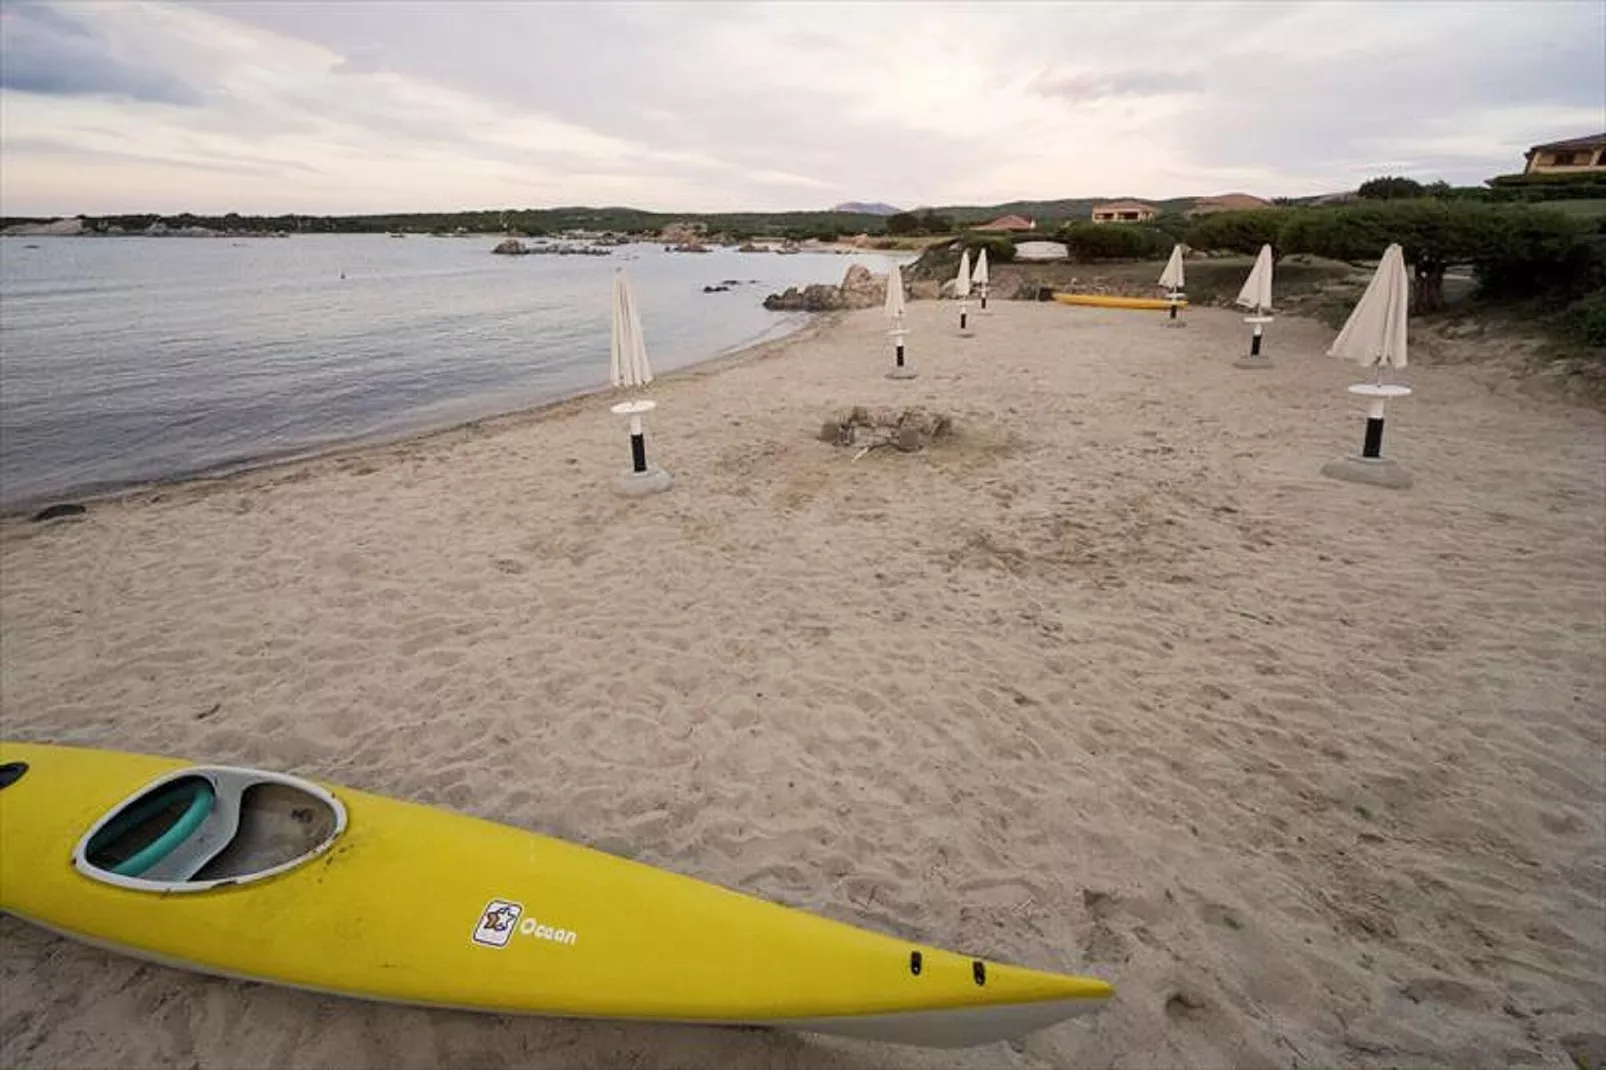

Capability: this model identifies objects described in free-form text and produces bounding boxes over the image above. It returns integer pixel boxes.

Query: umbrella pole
[1361,396,1389,459]
[1235,314,1273,368]
[959,300,970,335]
[629,409,648,474]
[980,284,988,311]
[609,399,670,495]
[887,326,916,379]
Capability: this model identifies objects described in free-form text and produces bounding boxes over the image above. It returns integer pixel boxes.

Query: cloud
[0,2,203,105]
[331,44,386,76]
[0,0,1600,215]
[1030,69,1204,103]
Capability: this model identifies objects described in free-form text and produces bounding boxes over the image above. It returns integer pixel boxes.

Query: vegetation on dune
[885,210,957,236]
[1183,209,1294,259]
[1053,222,1173,261]
[1276,201,1588,314]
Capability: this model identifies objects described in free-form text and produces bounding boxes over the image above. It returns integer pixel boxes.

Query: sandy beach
[2,300,1602,1069]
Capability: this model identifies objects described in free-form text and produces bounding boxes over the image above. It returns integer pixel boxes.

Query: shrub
[1567,291,1606,347]
[959,234,1016,263]
[1278,200,1586,313]
[1358,176,1426,200]
[1056,223,1170,261]
[1183,209,1293,258]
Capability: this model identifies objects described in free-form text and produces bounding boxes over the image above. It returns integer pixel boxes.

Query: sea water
[0,235,905,508]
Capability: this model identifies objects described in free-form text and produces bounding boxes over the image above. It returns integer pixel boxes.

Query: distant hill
[832,202,901,216]
[934,197,1201,224]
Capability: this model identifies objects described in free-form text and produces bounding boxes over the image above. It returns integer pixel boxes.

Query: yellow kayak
[0,741,1111,1048]
[1052,293,1187,311]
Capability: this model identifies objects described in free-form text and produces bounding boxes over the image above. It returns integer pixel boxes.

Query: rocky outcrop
[492,239,530,255]
[762,283,840,311]
[143,222,220,237]
[659,222,706,244]
[909,280,941,300]
[763,265,888,311]
[3,217,86,236]
[837,264,884,309]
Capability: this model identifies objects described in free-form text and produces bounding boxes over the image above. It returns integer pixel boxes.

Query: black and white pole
[958,300,971,336]
[887,324,916,379]
[1233,314,1274,368]
[979,283,989,311]
[1320,383,1414,489]
[609,399,673,496]
[1354,383,1410,458]
[1166,290,1185,327]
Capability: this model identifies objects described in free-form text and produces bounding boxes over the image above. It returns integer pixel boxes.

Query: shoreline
[0,309,849,522]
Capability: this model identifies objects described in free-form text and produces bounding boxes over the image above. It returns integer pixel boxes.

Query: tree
[1056,223,1170,261]
[960,234,1016,263]
[1183,209,1293,259]
[1279,201,1583,313]
[1146,212,1191,241]
[1357,176,1426,200]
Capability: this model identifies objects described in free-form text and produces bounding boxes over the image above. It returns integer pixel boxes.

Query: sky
[1,0,1602,217]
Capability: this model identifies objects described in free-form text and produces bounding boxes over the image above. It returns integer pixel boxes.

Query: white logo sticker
[472,899,524,948]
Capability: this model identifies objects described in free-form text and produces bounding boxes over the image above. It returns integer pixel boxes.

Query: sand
[2,299,1602,1070]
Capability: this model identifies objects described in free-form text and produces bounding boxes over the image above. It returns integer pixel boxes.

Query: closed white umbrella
[886,263,915,380]
[1233,244,1275,367]
[1159,244,1185,292]
[1234,244,1274,314]
[955,249,973,335]
[885,262,906,325]
[1322,243,1413,488]
[610,268,652,389]
[1329,243,1409,374]
[972,248,990,311]
[607,268,671,495]
[1159,244,1186,326]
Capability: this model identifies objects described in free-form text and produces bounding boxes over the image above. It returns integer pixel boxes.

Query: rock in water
[837,264,886,309]
[31,503,87,522]
[763,265,889,311]
[492,239,529,255]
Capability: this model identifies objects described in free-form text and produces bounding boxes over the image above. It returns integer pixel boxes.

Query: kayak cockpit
[73,767,346,892]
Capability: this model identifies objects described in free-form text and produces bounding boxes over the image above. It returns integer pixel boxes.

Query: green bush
[1567,291,1606,346]
[959,234,1016,263]
[886,210,955,236]
[1358,176,1426,200]
[1147,212,1191,240]
[1056,223,1171,261]
[1183,209,1293,258]
[1278,200,1586,313]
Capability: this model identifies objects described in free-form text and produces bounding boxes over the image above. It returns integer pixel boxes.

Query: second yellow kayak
[1053,293,1187,311]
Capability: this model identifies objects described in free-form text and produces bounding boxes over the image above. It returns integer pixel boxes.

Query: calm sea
[0,235,905,509]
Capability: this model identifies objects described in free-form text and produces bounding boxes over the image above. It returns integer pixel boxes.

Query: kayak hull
[1053,293,1187,311]
[0,742,1111,1048]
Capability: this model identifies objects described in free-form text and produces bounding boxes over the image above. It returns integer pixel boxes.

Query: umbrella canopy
[954,250,972,299]
[1328,243,1409,371]
[971,248,990,288]
[1159,244,1185,292]
[885,263,906,324]
[1234,244,1274,313]
[610,268,652,390]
